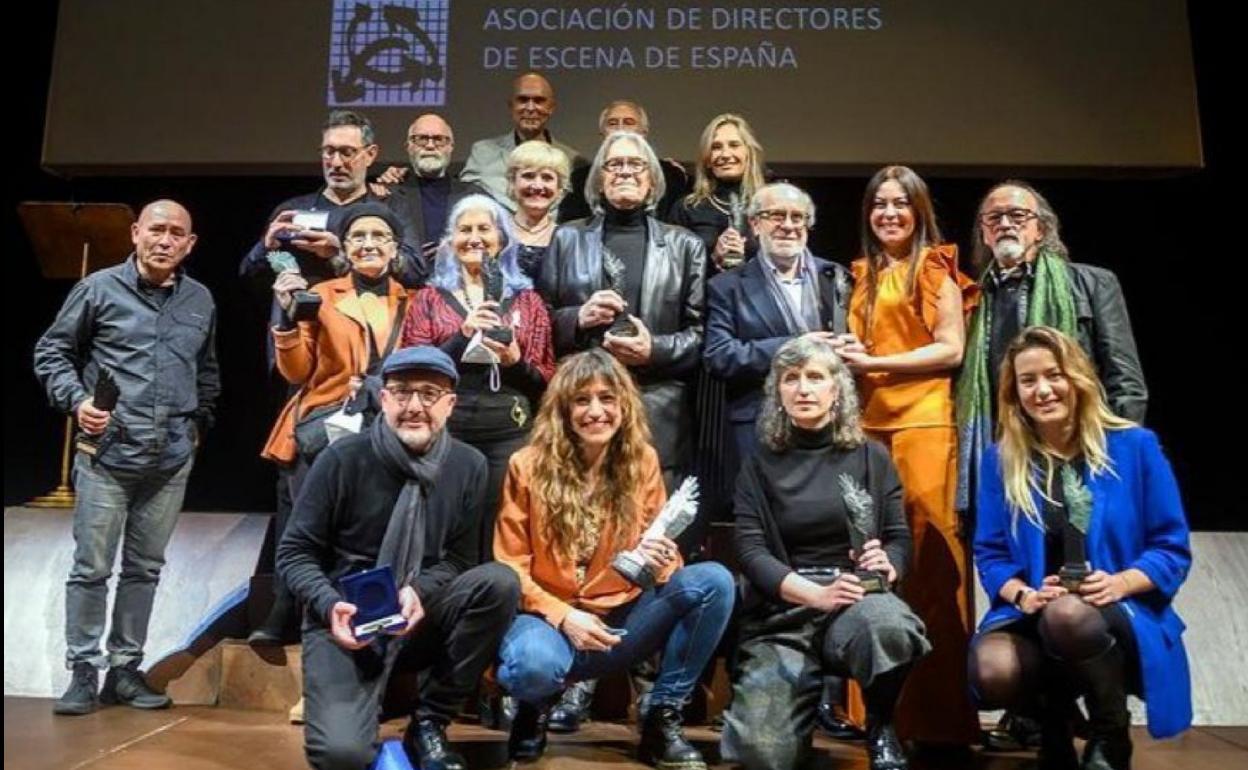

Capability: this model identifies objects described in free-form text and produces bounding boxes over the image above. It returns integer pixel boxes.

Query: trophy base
[607,318,638,338]
[853,570,888,594]
[353,613,407,640]
[611,552,656,589]
[1058,564,1091,593]
[485,327,514,345]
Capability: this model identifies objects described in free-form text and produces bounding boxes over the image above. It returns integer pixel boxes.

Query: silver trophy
[612,477,700,588]
[838,474,888,593]
[601,251,638,337]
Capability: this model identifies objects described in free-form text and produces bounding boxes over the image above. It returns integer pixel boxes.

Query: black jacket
[1066,262,1148,421]
[276,430,487,626]
[539,214,707,469]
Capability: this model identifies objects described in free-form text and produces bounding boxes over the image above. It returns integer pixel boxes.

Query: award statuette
[75,368,120,458]
[612,477,700,589]
[265,250,322,322]
[601,251,638,337]
[1057,465,1094,592]
[481,257,514,345]
[838,474,889,594]
[337,565,407,641]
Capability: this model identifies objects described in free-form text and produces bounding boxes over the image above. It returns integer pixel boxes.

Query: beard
[394,423,434,453]
[411,152,449,177]
[992,239,1025,267]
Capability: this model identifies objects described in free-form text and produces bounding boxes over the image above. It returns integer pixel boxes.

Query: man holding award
[277,346,520,770]
[34,200,220,716]
[538,130,707,495]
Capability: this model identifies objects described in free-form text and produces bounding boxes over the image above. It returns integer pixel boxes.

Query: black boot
[817,702,866,741]
[1038,707,1080,770]
[637,705,706,770]
[100,661,171,710]
[53,663,99,716]
[1073,643,1132,770]
[508,701,550,762]
[864,721,908,770]
[549,679,595,733]
[403,718,466,770]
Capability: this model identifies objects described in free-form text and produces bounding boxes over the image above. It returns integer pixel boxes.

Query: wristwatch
[1012,587,1033,609]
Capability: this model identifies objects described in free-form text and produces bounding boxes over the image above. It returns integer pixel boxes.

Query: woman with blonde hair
[841,164,981,747]
[505,140,571,279]
[972,326,1191,770]
[494,349,734,769]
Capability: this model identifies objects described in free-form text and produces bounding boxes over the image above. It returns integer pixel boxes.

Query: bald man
[386,113,482,251]
[460,72,586,211]
[35,199,220,716]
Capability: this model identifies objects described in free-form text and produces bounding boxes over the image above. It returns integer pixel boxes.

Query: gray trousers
[65,452,193,668]
[721,592,931,770]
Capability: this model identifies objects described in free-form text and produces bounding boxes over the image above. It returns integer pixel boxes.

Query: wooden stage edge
[5,697,1248,770]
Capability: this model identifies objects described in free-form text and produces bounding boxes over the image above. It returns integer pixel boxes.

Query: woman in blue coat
[971,326,1191,770]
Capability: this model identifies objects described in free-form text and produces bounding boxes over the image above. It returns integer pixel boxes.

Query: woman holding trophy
[971,326,1192,770]
[721,336,929,770]
[493,349,734,769]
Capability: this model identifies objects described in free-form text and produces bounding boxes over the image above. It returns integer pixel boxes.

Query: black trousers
[301,562,520,770]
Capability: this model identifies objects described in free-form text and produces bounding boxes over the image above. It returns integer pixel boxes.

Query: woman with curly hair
[493,348,734,769]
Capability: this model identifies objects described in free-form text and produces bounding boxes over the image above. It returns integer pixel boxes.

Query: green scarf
[955,248,1078,512]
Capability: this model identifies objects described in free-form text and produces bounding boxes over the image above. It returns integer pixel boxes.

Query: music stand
[20,202,135,508]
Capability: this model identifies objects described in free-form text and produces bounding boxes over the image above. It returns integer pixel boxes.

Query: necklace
[513,212,553,234]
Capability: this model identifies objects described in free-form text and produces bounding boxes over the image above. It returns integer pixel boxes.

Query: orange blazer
[261,275,409,463]
[494,444,680,628]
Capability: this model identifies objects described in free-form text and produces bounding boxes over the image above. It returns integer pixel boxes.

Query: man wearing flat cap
[278,346,520,770]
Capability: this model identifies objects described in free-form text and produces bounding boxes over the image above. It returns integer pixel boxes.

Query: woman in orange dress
[842,165,980,749]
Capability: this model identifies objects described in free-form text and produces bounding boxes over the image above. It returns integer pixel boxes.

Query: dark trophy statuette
[838,474,888,594]
[1058,464,1093,592]
[601,251,638,337]
[481,257,513,345]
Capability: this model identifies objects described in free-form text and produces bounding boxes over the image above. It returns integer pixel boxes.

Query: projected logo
[328,0,449,107]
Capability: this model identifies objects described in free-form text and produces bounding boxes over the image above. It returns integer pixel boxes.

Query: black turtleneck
[602,202,648,314]
[351,269,390,298]
[761,423,865,570]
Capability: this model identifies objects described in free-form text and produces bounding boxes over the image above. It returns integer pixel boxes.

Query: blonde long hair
[527,349,653,558]
[684,113,766,208]
[996,327,1133,530]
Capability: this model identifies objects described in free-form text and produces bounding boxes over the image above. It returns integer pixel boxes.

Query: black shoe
[508,701,550,762]
[403,718,466,770]
[637,705,706,769]
[100,662,171,710]
[817,702,866,741]
[548,680,594,733]
[982,710,1044,751]
[1081,730,1132,770]
[865,722,908,770]
[53,663,99,716]
[246,627,286,647]
[479,692,517,731]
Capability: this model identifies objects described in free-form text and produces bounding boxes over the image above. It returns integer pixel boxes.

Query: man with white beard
[386,114,482,259]
[278,346,520,770]
[955,180,1147,753]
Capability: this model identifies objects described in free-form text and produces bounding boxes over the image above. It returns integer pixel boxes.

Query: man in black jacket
[278,346,520,770]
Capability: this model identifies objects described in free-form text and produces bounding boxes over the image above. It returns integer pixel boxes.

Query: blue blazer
[974,427,1192,738]
[703,255,850,429]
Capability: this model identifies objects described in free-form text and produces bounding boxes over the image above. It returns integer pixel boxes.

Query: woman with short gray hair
[722,336,928,770]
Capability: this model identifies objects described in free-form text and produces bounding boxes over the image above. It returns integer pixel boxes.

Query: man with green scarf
[955,180,1147,751]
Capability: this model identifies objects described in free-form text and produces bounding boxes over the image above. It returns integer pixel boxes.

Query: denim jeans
[497,562,734,710]
[65,452,193,668]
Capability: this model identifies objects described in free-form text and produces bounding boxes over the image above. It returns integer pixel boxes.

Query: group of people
[32,70,1191,770]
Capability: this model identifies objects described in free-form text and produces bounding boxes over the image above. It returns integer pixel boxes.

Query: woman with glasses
[494,349,734,769]
[841,165,981,749]
[255,202,413,644]
[539,131,706,500]
[971,327,1190,770]
[506,140,572,281]
[401,193,555,557]
[671,113,767,274]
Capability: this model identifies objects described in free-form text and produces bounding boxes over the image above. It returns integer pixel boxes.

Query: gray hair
[757,337,865,452]
[971,179,1069,270]
[747,181,817,230]
[324,110,375,146]
[585,131,666,216]
[597,100,650,135]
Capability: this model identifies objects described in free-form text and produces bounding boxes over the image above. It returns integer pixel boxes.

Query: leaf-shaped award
[1060,464,1093,536]
[838,474,886,593]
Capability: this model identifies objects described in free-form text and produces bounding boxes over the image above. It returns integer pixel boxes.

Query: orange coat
[261,276,409,464]
[494,444,679,628]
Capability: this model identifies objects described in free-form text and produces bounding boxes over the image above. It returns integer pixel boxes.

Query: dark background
[6,3,1236,530]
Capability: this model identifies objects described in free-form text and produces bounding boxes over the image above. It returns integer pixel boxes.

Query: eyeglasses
[384,384,452,408]
[407,134,451,148]
[320,145,368,161]
[345,232,395,246]
[603,157,648,174]
[756,209,810,227]
[979,208,1038,227]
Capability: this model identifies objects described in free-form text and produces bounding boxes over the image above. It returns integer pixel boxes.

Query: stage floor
[5,697,1246,770]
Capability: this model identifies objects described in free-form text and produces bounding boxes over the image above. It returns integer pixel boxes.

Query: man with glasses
[460,72,585,212]
[278,345,520,770]
[955,181,1147,753]
[384,114,481,255]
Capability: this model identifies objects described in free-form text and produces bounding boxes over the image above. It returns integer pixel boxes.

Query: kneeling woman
[722,336,930,770]
[494,349,734,769]
[971,326,1191,770]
